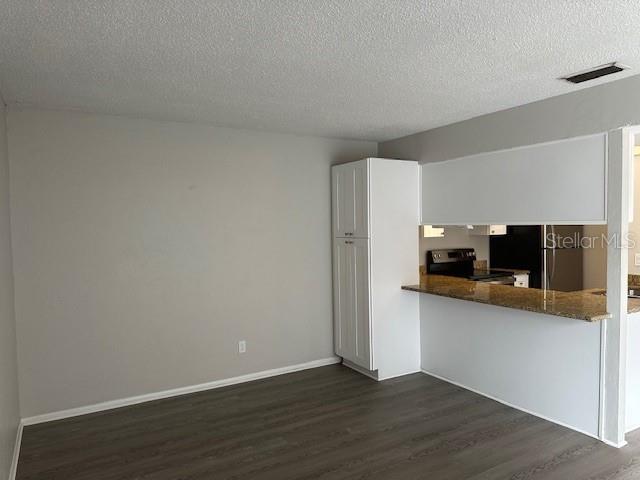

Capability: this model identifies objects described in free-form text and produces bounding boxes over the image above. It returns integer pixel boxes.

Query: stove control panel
[427,248,476,264]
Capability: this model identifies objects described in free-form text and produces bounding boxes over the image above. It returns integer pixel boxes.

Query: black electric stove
[426,248,515,283]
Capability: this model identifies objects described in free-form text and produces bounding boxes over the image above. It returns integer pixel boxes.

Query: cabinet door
[332,165,352,238]
[350,238,372,369]
[332,161,369,238]
[333,238,352,359]
[351,161,369,238]
[333,238,372,370]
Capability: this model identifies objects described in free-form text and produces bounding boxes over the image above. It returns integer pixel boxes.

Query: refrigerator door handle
[542,225,549,290]
[542,225,557,290]
[542,247,548,290]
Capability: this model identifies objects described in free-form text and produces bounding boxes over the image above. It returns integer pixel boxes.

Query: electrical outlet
[636,253,640,267]
[238,340,246,354]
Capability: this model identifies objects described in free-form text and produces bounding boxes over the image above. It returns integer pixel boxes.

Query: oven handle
[478,277,515,285]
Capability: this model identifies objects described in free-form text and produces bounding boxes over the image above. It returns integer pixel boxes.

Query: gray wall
[8,108,376,417]
[380,73,640,163]
[0,103,19,477]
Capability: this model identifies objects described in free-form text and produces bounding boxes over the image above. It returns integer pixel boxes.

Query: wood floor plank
[15,365,640,479]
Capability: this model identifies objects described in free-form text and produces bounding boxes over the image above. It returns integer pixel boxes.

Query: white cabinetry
[514,273,530,288]
[332,160,369,238]
[468,225,507,236]
[332,158,420,379]
[333,238,372,369]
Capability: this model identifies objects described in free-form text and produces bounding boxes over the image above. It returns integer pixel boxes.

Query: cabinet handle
[345,232,353,236]
[345,240,354,244]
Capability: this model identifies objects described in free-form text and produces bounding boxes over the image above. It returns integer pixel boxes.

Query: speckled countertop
[402,275,640,322]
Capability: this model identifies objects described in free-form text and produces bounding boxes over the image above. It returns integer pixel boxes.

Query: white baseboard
[341,360,420,382]
[602,438,628,448]
[22,357,341,426]
[8,420,23,480]
[342,360,378,380]
[378,369,421,381]
[420,369,607,444]
[626,420,640,434]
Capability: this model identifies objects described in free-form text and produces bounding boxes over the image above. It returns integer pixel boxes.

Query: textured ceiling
[1,1,640,141]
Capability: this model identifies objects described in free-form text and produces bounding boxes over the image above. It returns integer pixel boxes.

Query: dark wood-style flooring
[16,364,640,479]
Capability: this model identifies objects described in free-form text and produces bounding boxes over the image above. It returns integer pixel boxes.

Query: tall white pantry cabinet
[331,158,420,380]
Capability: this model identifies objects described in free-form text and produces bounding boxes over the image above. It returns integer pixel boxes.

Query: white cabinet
[422,225,445,238]
[333,238,372,370]
[514,273,529,288]
[468,225,507,236]
[332,160,369,238]
[332,158,420,380]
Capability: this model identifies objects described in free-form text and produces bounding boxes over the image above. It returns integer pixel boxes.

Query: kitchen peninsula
[402,274,640,321]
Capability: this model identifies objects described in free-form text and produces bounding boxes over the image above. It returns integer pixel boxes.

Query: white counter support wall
[603,127,632,447]
[627,312,640,432]
[420,296,603,437]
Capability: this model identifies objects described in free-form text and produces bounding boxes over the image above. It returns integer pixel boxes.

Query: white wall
[622,157,640,431]
[0,103,20,477]
[8,108,377,417]
[420,134,608,225]
[629,155,640,275]
[628,313,640,432]
[421,295,602,436]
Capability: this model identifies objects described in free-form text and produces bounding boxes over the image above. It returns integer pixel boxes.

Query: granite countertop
[402,274,640,322]
[587,289,640,316]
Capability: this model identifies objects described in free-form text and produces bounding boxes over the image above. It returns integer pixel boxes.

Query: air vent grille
[562,62,627,84]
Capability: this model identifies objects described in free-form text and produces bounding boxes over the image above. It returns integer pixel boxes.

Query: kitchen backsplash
[419,226,489,266]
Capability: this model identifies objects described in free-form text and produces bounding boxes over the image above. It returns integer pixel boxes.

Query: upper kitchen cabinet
[468,225,507,236]
[332,160,369,238]
[421,134,608,225]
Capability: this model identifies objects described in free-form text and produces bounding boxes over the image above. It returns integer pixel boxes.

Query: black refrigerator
[490,225,584,292]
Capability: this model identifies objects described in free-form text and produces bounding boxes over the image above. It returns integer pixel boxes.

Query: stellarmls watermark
[546,232,635,249]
